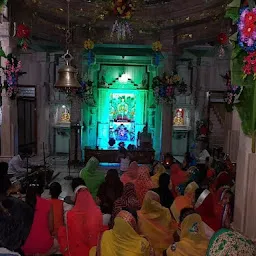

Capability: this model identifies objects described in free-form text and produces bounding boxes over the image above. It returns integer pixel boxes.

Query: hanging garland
[16,24,31,50]
[84,39,94,65]
[152,41,162,66]
[0,0,7,13]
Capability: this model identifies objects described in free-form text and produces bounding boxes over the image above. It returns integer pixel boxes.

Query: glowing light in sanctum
[119,73,130,83]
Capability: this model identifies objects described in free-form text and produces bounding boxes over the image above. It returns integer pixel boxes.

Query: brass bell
[55,64,81,90]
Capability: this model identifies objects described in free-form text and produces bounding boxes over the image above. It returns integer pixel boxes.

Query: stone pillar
[70,98,82,162]
[0,22,18,160]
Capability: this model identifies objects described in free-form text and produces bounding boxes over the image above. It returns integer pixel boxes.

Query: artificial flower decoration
[0,0,7,13]
[221,71,242,112]
[242,51,256,79]
[152,71,187,104]
[238,7,256,52]
[16,24,31,50]
[113,0,133,20]
[152,41,162,52]
[1,53,25,100]
[217,33,228,45]
[84,39,94,50]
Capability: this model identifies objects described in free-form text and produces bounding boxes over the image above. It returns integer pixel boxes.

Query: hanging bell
[55,64,81,91]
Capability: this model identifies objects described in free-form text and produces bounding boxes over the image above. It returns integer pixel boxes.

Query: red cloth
[22,196,54,254]
[195,193,221,232]
[120,161,139,185]
[49,198,64,236]
[211,172,232,192]
[134,166,154,205]
[170,164,188,198]
[58,188,103,256]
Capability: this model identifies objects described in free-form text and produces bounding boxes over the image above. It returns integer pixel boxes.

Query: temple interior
[1,0,256,255]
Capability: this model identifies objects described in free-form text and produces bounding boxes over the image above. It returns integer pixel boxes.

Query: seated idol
[194,188,221,232]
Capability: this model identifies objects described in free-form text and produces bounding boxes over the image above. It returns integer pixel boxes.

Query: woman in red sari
[210,171,232,193]
[120,161,139,185]
[134,165,154,206]
[214,187,234,229]
[170,164,189,198]
[194,188,221,232]
[58,178,103,256]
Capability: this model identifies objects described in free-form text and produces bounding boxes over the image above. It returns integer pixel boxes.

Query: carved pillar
[0,22,18,159]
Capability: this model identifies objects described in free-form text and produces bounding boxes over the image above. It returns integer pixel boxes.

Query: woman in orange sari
[170,196,192,223]
[137,191,177,256]
[170,164,189,198]
[120,161,139,185]
[134,165,154,205]
[184,181,199,205]
[58,178,103,256]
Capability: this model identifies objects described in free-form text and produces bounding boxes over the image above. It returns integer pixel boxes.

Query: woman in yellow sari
[151,163,166,188]
[137,191,177,256]
[89,210,153,256]
[184,181,199,205]
[165,208,209,256]
[170,196,192,223]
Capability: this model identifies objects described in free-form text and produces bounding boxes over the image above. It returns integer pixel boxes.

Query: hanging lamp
[55,0,81,91]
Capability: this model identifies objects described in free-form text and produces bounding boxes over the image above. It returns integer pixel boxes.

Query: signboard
[18,87,36,98]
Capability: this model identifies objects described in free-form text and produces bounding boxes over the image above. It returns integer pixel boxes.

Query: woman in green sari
[207,228,256,256]
[79,157,105,198]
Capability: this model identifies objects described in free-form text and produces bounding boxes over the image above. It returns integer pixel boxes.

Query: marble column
[0,22,18,160]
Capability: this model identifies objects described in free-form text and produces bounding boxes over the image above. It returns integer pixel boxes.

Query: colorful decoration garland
[152,41,162,66]
[110,0,133,41]
[152,72,187,104]
[0,52,25,100]
[0,0,7,13]
[221,71,242,112]
[84,39,95,65]
[16,24,31,50]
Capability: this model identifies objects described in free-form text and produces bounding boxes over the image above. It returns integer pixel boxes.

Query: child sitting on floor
[49,182,64,237]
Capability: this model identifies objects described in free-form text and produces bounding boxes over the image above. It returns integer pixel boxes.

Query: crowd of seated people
[0,149,255,256]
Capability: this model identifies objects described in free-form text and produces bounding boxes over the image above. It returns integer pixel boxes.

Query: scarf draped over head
[79,157,105,198]
[195,190,220,231]
[166,214,209,256]
[134,165,154,206]
[90,210,152,256]
[138,191,177,256]
[151,163,166,188]
[120,161,139,185]
[110,183,140,228]
[58,187,103,256]
[170,196,192,223]
[184,182,199,205]
[211,172,232,192]
[207,229,256,256]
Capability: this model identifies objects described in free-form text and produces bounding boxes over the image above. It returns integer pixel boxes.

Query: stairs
[209,105,225,149]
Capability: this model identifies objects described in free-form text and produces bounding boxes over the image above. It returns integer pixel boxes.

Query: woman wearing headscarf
[194,188,221,232]
[213,186,234,229]
[58,178,103,256]
[184,181,199,205]
[120,161,139,185]
[210,171,232,193]
[151,163,166,188]
[152,173,174,208]
[207,228,256,255]
[170,164,189,198]
[89,210,153,256]
[96,169,123,215]
[110,183,140,228]
[80,157,105,198]
[134,165,154,205]
[138,191,177,256]
[165,208,209,256]
[170,196,192,223]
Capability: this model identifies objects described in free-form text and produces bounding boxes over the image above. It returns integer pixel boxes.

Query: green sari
[80,157,105,198]
[207,229,256,256]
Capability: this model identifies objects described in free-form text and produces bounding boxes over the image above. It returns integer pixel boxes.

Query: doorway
[17,97,37,155]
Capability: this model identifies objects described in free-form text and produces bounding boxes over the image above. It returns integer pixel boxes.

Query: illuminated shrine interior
[3,0,256,251]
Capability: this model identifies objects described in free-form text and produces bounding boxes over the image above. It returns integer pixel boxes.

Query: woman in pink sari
[58,178,103,256]
[134,165,154,205]
[120,161,139,185]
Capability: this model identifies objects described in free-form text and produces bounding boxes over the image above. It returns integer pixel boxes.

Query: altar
[81,44,162,156]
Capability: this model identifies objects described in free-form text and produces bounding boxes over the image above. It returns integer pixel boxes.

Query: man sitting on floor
[8,153,28,177]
